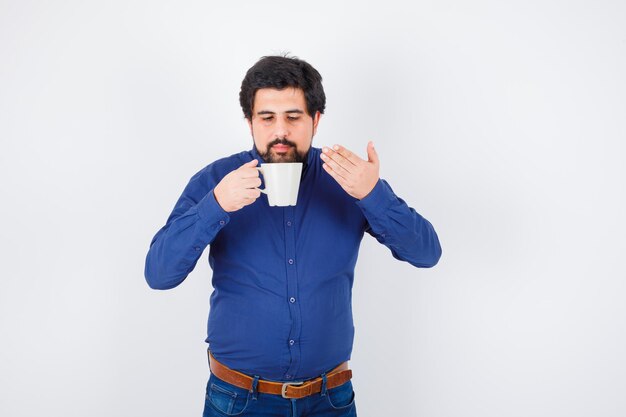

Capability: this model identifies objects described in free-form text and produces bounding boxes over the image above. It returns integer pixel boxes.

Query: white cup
[256,162,303,206]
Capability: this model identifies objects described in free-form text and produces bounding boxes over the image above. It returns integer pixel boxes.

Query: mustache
[268,138,297,148]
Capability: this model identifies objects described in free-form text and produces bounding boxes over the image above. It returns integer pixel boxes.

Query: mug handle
[255,167,267,194]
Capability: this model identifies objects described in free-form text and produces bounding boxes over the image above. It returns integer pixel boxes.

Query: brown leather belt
[208,351,352,399]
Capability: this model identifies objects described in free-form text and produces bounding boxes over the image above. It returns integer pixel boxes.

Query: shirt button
[381,233,386,238]
[286,221,292,227]
[285,374,292,379]
[195,247,201,251]
[288,259,294,265]
[289,297,296,303]
[219,220,225,226]
[289,339,295,346]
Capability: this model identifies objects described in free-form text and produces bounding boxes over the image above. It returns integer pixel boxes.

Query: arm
[320,142,442,268]
[144,158,262,289]
[356,179,442,268]
[144,171,230,290]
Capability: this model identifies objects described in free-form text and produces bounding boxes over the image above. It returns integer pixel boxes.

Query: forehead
[253,87,307,113]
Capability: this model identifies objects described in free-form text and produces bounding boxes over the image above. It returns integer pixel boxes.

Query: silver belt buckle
[281,381,304,398]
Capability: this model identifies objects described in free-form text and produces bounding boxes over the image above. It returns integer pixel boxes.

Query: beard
[257,138,309,163]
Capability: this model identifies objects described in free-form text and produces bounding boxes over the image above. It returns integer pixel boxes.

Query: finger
[331,144,362,166]
[323,148,355,174]
[366,141,379,165]
[322,162,349,188]
[245,188,261,199]
[240,194,256,205]
[238,159,260,176]
[320,151,351,177]
[239,166,261,179]
[242,177,262,188]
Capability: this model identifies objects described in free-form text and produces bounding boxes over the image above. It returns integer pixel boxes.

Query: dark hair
[239,54,326,120]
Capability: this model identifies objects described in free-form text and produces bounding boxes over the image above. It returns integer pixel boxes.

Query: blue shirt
[144,146,441,381]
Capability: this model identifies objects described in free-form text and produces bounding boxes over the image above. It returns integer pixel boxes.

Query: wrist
[357,178,379,200]
[213,186,229,212]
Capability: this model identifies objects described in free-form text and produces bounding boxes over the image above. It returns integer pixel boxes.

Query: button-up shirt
[144,146,441,380]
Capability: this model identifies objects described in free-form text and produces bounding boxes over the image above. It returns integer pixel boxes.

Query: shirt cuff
[196,188,230,228]
[355,179,394,215]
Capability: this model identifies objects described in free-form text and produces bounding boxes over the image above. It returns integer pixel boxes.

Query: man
[144,55,442,417]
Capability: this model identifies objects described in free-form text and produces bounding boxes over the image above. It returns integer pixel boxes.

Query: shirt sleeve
[144,168,230,290]
[355,179,442,268]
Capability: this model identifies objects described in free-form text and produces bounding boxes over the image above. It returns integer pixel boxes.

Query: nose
[273,117,290,139]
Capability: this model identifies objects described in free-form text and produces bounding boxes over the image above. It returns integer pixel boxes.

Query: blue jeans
[202,372,357,417]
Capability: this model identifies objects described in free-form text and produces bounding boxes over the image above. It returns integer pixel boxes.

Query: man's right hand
[213,159,262,212]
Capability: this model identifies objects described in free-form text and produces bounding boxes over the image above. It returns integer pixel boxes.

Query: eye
[287,116,300,121]
[262,116,274,121]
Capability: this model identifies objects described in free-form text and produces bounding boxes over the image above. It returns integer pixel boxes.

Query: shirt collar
[250,145,264,165]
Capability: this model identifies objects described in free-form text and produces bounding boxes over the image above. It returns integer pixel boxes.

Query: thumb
[367,141,379,165]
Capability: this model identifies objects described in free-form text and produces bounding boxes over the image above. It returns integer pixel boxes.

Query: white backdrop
[1,1,625,416]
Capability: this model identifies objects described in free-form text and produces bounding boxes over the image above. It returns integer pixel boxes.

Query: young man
[144,55,442,416]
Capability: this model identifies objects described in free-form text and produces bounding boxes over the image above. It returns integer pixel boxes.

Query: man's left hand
[320,141,380,200]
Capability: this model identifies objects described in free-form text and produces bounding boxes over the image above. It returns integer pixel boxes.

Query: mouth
[272,144,292,153]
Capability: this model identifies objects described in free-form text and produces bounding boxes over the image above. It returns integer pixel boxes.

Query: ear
[312,111,321,136]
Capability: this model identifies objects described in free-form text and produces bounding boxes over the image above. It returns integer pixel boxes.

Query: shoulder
[190,150,253,183]
[179,150,252,200]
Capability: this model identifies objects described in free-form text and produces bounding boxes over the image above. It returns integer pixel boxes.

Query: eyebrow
[256,109,305,115]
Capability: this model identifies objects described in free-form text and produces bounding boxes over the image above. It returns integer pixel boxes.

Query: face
[248,87,321,163]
